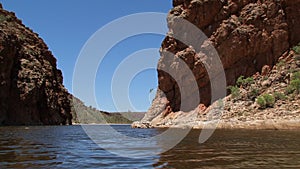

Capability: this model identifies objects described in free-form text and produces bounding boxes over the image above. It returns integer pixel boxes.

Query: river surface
[0,125,300,168]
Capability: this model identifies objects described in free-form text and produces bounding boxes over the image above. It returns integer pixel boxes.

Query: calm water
[0,125,300,169]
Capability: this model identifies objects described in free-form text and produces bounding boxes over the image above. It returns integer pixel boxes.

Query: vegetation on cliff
[71,97,144,124]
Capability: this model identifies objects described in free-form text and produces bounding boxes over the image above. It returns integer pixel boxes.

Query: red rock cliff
[0,4,72,125]
[141,0,300,123]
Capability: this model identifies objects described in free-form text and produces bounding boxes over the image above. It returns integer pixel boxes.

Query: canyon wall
[0,4,72,125]
[137,0,300,127]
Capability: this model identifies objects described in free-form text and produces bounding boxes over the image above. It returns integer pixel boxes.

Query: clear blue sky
[1,1,172,112]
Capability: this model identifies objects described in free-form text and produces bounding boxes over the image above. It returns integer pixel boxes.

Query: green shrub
[287,79,300,94]
[288,69,297,74]
[262,76,269,81]
[292,72,300,81]
[286,72,300,94]
[263,94,275,107]
[276,60,285,69]
[236,76,245,86]
[228,86,240,99]
[18,34,26,41]
[292,43,300,54]
[0,14,6,22]
[256,96,266,109]
[26,49,38,55]
[274,92,287,101]
[286,85,295,95]
[236,76,254,87]
[251,88,259,96]
[291,79,300,90]
[248,87,260,100]
[256,94,275,109]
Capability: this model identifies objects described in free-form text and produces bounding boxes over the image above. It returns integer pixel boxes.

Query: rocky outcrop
[133,51,300,129]
[134,0,300,128]
[0,5,72,125]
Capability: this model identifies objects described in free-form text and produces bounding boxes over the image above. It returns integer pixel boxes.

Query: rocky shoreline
[132,119,300,130]
[133,51,300,130]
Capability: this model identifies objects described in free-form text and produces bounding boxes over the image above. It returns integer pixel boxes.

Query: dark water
[0,125,300,169]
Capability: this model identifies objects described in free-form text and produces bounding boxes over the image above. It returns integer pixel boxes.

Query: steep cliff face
[0,5,72,125]
[136,0,300,127]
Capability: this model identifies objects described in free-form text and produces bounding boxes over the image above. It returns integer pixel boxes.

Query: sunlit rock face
[140,0,300,125]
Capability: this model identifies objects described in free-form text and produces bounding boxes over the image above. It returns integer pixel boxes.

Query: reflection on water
[82,125,193,159]
[154,130,300,168]
[0,125,300,168]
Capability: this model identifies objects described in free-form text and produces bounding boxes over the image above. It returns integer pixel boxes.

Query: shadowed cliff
[0,4,72,125]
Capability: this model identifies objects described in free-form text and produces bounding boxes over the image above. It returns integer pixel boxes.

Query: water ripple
[0,126,300,168]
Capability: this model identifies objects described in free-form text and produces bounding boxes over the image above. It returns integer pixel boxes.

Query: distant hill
[71,97,145,124]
